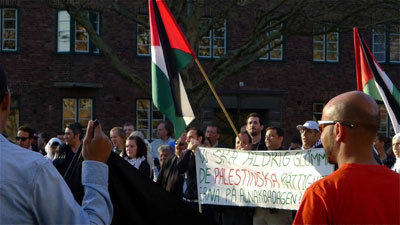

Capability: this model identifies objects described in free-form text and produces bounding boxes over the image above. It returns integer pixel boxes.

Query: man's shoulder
[1,137,52,177]
[310,164,400,192]
[1,137,47,161]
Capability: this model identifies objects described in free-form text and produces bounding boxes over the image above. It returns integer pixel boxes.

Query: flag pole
[194,58,240,138]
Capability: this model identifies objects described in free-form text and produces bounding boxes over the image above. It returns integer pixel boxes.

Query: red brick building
[1,1,399,147]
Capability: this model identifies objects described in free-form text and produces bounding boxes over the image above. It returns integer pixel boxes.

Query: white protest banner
[195,148,334,210]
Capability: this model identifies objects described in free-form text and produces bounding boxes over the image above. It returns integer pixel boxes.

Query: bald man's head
[323,91,379,136]
[321,91,380,165]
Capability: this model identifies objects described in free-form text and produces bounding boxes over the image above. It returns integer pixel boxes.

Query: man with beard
[53,122,84,204]
[294,91,399,224]
[246,113,266,150]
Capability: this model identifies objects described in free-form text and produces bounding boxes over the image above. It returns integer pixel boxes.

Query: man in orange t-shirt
[293,91,400,225]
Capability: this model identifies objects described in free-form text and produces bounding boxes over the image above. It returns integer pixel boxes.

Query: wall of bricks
[0,1,399,147]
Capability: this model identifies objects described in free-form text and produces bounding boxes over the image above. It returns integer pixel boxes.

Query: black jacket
[63,152,214,225]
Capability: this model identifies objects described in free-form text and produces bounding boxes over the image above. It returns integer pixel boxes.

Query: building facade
[1,1,399,147]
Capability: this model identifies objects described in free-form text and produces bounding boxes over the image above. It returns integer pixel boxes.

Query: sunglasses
[318,120,354,133]
[16,136,29,141]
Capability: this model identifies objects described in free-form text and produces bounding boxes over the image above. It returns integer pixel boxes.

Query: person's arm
[32,160,112,224]
[34,120,112,224]
[176,139,199,173]
[293,185,329,224]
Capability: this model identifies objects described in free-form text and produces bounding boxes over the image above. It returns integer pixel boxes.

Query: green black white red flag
[149,0,195,137]
[354,27,400,133]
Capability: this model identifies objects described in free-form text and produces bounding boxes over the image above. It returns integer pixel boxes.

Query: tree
[47,0,400,112]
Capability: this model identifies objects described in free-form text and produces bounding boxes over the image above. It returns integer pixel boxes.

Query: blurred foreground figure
[0,68,113,224]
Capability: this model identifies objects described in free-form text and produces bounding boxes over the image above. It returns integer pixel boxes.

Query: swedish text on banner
[195,148,334,210]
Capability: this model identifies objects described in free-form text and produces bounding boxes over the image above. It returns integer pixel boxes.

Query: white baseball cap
[296,121,320,132]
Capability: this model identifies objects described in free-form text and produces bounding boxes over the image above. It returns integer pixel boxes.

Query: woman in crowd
[373,133,396,168]
[130,131,156,177]
[391,133,400,173]
[122,135,151,178]
[44,137,62,161]
[110,127,126,155]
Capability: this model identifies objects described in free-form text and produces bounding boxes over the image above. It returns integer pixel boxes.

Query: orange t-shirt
[294,163,400,224]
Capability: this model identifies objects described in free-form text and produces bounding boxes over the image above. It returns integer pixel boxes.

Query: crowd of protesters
[4,111,400,225]
[1,66,399,224]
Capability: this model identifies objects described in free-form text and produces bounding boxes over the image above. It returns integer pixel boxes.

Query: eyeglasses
[16,136,28,141]
[318,120,355,132]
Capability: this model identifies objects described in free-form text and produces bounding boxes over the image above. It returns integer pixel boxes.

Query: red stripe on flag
[353,28,374,91]
[149,0,160,46]
[155,0,196,58]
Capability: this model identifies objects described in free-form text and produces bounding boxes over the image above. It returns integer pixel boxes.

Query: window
[378,104,395,137]
[260,25,283,60]
[136,99,165,140]
[313,26,339,62]
[199,18,226,58]
[372,25,386,62]
[1,8,18,52]
[389,24,400,63]
[372,24,400,63]
[137,15,150,56]
[56,10,100,54]
[5,96,20,141]
[62,98,93,129]
[313,103,325,121]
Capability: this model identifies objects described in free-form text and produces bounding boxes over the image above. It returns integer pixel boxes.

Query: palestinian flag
[354,27,400,133]
[149,0,195,137]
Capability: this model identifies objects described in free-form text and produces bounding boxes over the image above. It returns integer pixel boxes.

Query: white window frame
[372,25,386,63]
[136,99,165,140]
[199,18,212,58]
[313,26,339,62]
[389,24,400,63]
[1,8,18,52]
[57,10,71,52]
[199,18,226,59]
[75,20,89,53]
[62,98,93,130]
[56,10,100,54]
[136,15,150,56]
[212,19,226,58]
[92,11,100,54]
[260,25,283,61]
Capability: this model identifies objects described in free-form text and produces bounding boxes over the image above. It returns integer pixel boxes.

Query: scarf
[124,156,146,169]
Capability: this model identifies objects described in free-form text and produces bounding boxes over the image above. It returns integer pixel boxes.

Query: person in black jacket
[157,133,187,199]
[53,122,84,204]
